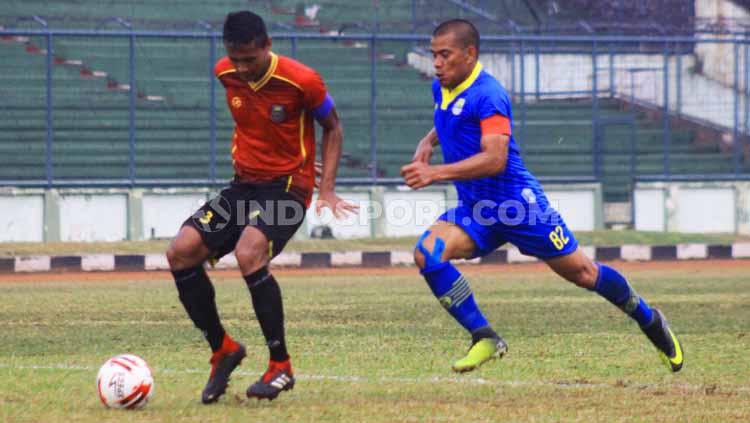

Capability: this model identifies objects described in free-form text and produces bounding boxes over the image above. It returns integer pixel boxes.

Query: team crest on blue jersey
[451,98,466,116]
[270,104,286,123]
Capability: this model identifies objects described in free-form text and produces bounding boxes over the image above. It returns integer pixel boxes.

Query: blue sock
[593,263,654,327]
[421,262,490,332]
[417,233,489,333]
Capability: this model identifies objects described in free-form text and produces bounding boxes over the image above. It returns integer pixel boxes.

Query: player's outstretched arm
[315,107,358,218]
[401,133,509,190]
[412,127,439,164]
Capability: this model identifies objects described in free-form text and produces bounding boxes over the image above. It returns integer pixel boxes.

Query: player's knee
[413,248,427,269]
[568,263,598,289]
[235,242,269,274]
[167,226,208,270]
[166,238,194,270]
[413,230,447,270]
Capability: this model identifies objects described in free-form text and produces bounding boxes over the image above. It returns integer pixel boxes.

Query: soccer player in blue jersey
[401,19,683,373]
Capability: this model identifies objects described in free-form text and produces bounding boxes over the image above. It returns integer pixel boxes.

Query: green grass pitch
[1,263,748,422]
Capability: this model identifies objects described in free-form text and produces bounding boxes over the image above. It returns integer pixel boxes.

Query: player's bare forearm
[314,107,359,217]
[412,127,439,164]
[433,134,509,182]
[318,108,343,193]
[433,151,506,181]
[422,127,439,147]
[402,135,508,189]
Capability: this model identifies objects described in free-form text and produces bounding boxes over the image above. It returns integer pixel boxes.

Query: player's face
[430,33,476,89]
[225,39,272,82]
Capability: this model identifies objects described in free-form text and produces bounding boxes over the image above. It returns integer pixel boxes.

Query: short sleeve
[214,57,235,78]
[302,70,329,111]
[475,88,511,121]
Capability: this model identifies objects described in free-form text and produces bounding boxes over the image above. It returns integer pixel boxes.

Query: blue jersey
[432,62,578,259]
[432,62,547,210]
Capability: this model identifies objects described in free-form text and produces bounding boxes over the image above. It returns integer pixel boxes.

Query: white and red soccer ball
[96,354,154,409]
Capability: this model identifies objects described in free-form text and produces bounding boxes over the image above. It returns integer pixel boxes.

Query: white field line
[1,363,748,393]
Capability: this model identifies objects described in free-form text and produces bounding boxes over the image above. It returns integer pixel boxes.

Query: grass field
[0,230,748,257]
[1,262,749,422]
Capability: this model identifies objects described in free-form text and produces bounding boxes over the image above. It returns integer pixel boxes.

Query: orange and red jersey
[214,52,331,205]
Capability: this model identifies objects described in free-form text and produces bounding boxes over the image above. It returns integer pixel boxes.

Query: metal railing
[0,27,748,197]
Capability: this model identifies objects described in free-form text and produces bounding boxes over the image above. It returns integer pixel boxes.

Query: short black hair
[223,11,269,47]
[433,19,480,53]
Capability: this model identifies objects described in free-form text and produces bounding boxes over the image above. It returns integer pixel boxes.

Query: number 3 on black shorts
[548,225,570,251]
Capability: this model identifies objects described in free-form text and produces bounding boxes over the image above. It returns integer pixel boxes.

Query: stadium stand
[0,0,743,202]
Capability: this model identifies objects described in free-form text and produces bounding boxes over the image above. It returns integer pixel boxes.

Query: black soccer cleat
[641,308,683,373]
[246,359,295,401]
[201,338,246,404]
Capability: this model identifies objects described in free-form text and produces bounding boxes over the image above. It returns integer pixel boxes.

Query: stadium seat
[1,1,741,200]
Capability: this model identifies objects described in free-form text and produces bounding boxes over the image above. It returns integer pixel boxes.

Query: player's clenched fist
[401,161,437,190]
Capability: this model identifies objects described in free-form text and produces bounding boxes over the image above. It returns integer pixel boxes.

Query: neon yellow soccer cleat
[642,308,684,372]
[452,336,508,373]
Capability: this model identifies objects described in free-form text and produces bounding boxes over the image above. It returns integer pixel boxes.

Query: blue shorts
[437,202,578,259]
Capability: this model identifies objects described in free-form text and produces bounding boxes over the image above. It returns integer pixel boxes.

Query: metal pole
[369,36,377,182]
[510,41,516,98]
[662,42,670,178]
[0,30,746,43]
[592,40,599,178]
[609,42,614,98]
[592,40,598,108]
[128,32,136,185]
[630,121,636,194]
[209,34,217,184]
[519,40,526,151]
[594,123,601,179]
[411,0,417,33]
[744,42,749,136]
[45,31,53,187]
[734,41,741,175]
[676,47,682,116]
[534,41,540,100]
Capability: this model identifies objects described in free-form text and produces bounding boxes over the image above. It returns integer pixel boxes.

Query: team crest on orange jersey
[270,104,286,123]
[231,97,243,109]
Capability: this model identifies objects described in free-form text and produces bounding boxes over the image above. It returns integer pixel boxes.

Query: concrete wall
[0,192,44,242]
[59,194,128,242]
[695,0,749,90]
[141,193,208,239]
[634,181,750,234]
[0,183,603,242]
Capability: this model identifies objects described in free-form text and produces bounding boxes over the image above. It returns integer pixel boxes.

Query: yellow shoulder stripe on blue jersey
[440,61,483,110]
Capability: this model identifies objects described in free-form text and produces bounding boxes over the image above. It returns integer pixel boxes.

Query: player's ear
[466,45,477,63]
[266,37,273,51]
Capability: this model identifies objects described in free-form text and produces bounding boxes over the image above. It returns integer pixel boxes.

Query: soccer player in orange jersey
[166,11,356,403]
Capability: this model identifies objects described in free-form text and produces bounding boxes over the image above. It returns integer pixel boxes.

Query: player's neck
[446,61,480,91]
[252,53,274,82]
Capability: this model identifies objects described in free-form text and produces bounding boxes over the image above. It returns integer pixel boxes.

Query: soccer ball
[96,354,154,409]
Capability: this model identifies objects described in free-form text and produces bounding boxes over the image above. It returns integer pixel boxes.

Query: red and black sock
[244,266,289,362]
[172,265,226,352]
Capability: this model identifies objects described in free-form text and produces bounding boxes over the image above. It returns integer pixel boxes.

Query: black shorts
[183,177,308,261]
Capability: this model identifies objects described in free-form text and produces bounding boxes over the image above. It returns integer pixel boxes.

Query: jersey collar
[439,61,482,110]
[247,52,278,91]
